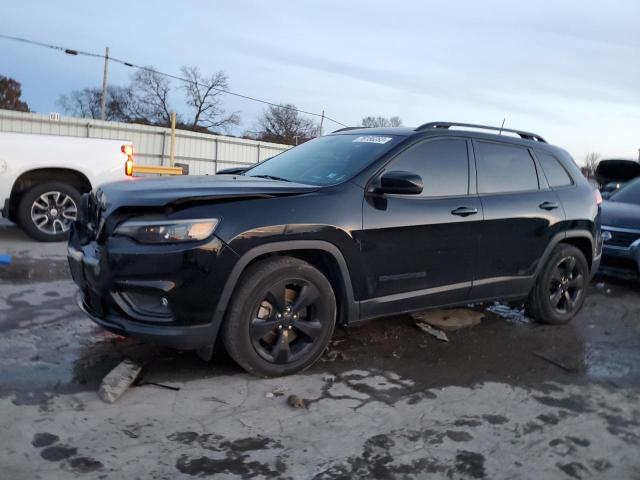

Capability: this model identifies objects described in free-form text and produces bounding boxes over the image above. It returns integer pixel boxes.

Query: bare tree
[181,66,240,132]
[58,85,137,121]
[257,104,319,145]
[58,65,240,133]
[0,75,29,112]
[361,115,403,128]
[131,67,174,126]
[584,152,600,177]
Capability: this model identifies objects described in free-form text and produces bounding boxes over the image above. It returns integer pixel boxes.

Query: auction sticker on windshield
[353,136,393,144]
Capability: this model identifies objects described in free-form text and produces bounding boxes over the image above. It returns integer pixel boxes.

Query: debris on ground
[265,386,288,399]
[415,321,449,342]
[595,282,612,294]
[411,309,483,331]
[287,394,308,409]
[486,303,531,324]
[532,351,577,374]
[135,381,180,391]
[98,359,143,403]
[322,349,349,362]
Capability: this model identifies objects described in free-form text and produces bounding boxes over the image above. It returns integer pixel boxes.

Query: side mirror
[371,170,423,195]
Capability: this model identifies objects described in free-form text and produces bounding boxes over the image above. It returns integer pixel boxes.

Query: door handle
[539,201,559,211]
[451,206,478,217]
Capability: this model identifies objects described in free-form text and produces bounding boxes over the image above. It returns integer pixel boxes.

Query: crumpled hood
[600,200,640,230]
[95,175,319,216]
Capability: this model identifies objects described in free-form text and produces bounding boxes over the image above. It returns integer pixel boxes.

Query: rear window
[475,141,539,194]
[536,150,573,187]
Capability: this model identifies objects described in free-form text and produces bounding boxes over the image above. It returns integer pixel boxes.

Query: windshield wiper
[250,174,292,182]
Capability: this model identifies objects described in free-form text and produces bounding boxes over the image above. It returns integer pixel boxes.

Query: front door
[358,137,482,319]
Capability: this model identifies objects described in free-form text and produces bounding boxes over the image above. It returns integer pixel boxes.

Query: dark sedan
[600,178,640,274]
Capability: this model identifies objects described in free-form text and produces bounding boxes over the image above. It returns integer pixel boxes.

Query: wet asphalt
[1,221,639,479]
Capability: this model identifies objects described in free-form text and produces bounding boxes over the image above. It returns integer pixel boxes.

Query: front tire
[222,256,336,377]
[526,244,589,324]
[17,182,80,242]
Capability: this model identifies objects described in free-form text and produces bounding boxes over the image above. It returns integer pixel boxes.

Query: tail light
[122,144,134,176]
[594,188,603,205]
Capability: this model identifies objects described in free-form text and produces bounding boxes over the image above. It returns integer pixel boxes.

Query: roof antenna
[498,118,506,135]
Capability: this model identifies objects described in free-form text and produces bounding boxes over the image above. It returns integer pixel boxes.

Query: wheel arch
[213,241,358,334]
[536,230,595,277]
[8,168,92,221]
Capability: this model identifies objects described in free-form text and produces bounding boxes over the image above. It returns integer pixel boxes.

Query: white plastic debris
[415,321,449,342]
[486,303,531,324]
[98,359,143,404]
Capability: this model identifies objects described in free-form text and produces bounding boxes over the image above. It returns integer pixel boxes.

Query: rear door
[470,140,565,299]
[358,137,482,318]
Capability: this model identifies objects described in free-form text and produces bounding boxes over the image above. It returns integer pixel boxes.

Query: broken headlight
[114,218,219,244]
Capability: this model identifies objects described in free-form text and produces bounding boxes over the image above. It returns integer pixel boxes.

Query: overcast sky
[2,0,639,163]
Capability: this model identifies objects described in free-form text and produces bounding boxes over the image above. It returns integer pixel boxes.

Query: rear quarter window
[475,141,539,194]
[536,150,573,187]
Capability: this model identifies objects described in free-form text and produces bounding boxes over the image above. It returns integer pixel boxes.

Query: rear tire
[17,182,80,242]
[222,256,336,377]
[526,244,589,324]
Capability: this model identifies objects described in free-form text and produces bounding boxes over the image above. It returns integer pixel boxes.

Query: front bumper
[601,243,640,272]
[68,227,239,350]
[76,291,218,350]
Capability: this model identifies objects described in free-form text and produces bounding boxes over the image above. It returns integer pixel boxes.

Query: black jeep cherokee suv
[68,122,602,377]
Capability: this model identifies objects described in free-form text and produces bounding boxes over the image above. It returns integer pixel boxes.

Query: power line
[0,33,349,127]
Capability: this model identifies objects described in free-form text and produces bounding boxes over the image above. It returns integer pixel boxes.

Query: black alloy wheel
[526,244,589,325]
[250,279,326,364]
[222,257,336,377]
[548,255,585,315]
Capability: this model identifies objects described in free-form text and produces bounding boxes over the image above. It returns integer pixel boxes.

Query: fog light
[601,230,612,242]
[112,291,174,322]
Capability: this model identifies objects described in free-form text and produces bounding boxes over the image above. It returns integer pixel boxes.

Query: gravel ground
[1,220,639,479]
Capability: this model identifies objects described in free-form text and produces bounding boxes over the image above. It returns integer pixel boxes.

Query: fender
[211,240,358,331]
[534,229,596,277]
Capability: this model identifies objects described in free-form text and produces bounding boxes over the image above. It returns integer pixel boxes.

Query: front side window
[246,134,403,186]
[536,150,573,187]
[476,141,539,194]
[385,139,469,197]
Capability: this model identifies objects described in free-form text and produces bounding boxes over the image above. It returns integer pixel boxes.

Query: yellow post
[169,112,177,167]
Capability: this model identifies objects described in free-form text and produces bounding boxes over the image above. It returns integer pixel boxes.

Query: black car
[600,178,640,274]
[68,122,602,376]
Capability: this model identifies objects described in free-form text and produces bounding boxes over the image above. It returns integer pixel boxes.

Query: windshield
[246,134,403,185]
[610,177,640,205]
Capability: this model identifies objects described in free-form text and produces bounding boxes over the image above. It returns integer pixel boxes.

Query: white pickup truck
[0,132,133,241]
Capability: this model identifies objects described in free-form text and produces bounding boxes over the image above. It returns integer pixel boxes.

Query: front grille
[603,229,640,248]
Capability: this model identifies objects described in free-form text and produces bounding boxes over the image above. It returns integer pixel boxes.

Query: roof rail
[415,121,547,143]
[331,126,366,133]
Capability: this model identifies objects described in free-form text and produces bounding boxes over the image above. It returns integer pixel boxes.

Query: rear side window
[536,150,573,187]
[475,141,539,194]
[387,139,469,197]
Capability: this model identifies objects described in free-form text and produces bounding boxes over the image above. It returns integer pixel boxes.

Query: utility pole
[319,110,325,137]
[99,47,109,121]
[169,112,177,166]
